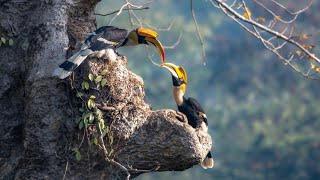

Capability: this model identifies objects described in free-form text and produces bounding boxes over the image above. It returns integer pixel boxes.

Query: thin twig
[163,32,182,49]
[191,0,207,65]
[213,0,320,67]
[125,0,134,28]
[252,0,299,24]
[129,9,144,27]
[95,7,149,16]
[127,165,161,172]
[271,0,313,15]
[97,121,131,179]
[62,161,69,180]
[144,18,176,31]
[108,2,149,25]
[217,3,308,77]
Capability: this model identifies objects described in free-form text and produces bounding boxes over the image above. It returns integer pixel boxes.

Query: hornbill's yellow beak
[161,62,187,93]
[137,28,166,62]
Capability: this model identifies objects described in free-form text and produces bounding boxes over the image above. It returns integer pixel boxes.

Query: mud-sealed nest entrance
[71,56,151,144]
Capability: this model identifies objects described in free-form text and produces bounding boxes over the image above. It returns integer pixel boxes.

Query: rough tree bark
[0,0,212,179]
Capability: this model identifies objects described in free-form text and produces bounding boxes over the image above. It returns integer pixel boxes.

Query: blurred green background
[95,0,320,179]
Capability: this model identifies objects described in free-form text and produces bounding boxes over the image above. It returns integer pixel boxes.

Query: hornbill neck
[172,86,185,106]
[120,37,138,47]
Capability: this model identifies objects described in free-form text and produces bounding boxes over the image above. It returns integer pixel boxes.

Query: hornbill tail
[201,151,214,169]
[52,51,88,79]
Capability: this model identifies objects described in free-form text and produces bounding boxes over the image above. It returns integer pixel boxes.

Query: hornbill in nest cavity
[53,26,165,79]
[161,62,214,169]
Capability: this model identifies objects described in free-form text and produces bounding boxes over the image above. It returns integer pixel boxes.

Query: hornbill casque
[53,26,166,79]
[161,62,214,169]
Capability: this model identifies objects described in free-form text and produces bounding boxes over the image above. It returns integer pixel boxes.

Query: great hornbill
[161,62,214,169]
[53,26,165,79]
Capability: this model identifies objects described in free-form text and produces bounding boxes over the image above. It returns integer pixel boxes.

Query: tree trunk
[0,1,212,179]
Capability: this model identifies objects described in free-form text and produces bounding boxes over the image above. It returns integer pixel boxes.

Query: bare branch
[144,18,176,31]
[125,0,133,27]
[252,0,299,24]
[129,9,144,27]
[107,1,150,26]
[97,122,131,179]
[210,0,320,78]
[94,7,149,16]
[191,0,207,65]
[118,2,144,15]
[271,0,313,15]
[62,161,69,180]
[163,32,182,49]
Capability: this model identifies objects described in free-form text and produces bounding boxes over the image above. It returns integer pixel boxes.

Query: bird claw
[175,110,188,123]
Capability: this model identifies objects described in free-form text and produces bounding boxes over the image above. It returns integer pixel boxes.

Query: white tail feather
[200,157,214,169]
[52,51,89,79]
[72,52,89,67]
[52,68,72,79]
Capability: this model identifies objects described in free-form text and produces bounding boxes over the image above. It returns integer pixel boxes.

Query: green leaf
[103,126,109,137]
[83,112,91,120]
[89,113,94,123]
[75,117,82,124]
[78,120,84,129]
[91,100,96,108]
[76,92,84,97]
[84,82,89,90]
[93,137,98,145]
[90,95,96,99]
[8,38,13,46]
[101,79,107,87]
[79,108,85,112]
[75,150,81,161]
[87,100,92,110]
[88,100,92,109]
[95,109,103,119]
[83,117,88,127]
[87,99,95,110]
[101,69,108,75]
[88,73,94,81]
[98,120,105,133]
[81,81,89,90]
[1,37,5,44]
[95,75,102,83]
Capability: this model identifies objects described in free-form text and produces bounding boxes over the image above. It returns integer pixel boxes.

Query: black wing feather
[186,97,208,125]
[186,97,205,113]
[85,26,128,51]
[100,26,128,45]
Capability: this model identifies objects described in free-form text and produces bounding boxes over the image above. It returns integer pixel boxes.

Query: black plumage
[53,26,130,79]
[161,62,214,169]
[85,26,128,52]
[178,97,208,128]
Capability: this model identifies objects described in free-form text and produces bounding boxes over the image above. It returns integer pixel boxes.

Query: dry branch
[210,0,319,78]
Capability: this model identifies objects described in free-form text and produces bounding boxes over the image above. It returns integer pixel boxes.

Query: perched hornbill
[53,26,165,79]
[161,62,214,169]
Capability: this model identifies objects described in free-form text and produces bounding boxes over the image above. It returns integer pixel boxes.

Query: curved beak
[145,37,166,62]
[161,62,187,84]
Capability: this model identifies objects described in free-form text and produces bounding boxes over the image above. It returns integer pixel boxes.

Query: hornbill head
[161,62,188,94]
[126,28,166,62]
